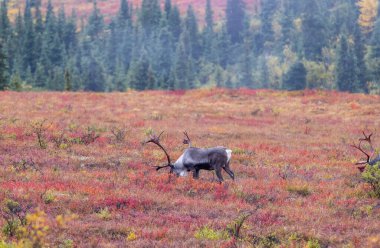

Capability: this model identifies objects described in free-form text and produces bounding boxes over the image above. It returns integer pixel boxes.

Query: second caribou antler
[351,131,380,172]
[183,131,192,147]
[352,131,375,165]
[145,131,173,171]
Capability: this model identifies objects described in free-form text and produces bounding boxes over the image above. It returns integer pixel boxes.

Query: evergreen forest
[0,0,380,93]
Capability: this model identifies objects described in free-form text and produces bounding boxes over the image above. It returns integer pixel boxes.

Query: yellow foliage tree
[357,0,379,34]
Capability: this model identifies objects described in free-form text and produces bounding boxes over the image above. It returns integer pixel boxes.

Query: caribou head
[144,131,234,183]
[352,131,380,172]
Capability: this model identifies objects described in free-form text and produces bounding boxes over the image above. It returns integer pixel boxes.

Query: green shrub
[286,185,311,197]
[252,233,280,248]
[0,240,16,248]
[194,226,228,241]
[42,191,56,204]
[2,220,20,237]
[97,208,111,220]
[226,213,252,239]
[362,163,380,198]
[58,239,74,248]
[306,238,321,248]
[1,199,26,237]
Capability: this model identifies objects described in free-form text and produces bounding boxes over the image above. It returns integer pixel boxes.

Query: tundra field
[0,89,380,247]
[6,0,258,21]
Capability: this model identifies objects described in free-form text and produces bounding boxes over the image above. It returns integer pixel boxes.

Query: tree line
[0,0,379,92]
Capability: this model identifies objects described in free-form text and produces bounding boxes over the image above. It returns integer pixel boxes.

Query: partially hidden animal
[352,131,380,172]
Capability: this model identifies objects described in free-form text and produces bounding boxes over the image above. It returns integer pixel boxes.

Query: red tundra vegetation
[7,0,259,22]
[0,89,379,247]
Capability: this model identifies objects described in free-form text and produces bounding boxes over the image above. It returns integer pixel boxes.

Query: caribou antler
[144,131,173,171]
[183,131,192,147]
[352,131,376,166]
[359,132,375,156]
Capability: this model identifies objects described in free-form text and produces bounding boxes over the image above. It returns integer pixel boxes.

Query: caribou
[352,131,380,172]
[144,131,234,183]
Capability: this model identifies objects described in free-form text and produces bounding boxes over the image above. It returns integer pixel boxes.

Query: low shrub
[41,190,56,204]
[286,185,311,197]
[194,226,228,241]
[226,212,252,239]
[362,163,380,198]
[97,208,111,220]
[252,233,280,248]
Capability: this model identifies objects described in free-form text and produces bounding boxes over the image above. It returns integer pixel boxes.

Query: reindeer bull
[144,132,234,183]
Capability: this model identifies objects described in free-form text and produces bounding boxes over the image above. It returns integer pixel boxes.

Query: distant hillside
[7,0,259,21]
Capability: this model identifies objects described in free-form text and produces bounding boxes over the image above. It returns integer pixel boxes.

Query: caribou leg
[193,169,200,179]
[223,159,235,180]
[215,165,224,183]
[223,166,235,180]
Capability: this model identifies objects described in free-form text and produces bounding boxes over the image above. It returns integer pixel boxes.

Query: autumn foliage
[7,0,258,21]
[0,89,379,247]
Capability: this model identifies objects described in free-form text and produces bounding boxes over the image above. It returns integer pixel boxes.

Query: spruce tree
[34,62,46,88]
[155,19,173,89]
[168,5,181,41]
[48,66,64,90]
[9,73,22,91]
[301,0,326,60]
[370,11,380,58]
[203,0,215,62]
[45,0,55,26]
[164,0,172,19]
[23,0,37,72]
[140,0,161,35]
[260,0,277,44]
[353,24,368,92]
[173,33,194,89]
[13,10,24,77]
[0,41,8,90]
[205,0,214,34]
[113,61,126,91]
[106,20,118,74]
[336,34,357,92]
[64,69,72,91]
[41,0,58,71]
[368,11,380,84]
[239,39,253,88]
[185,5,201,60]
[145,65,157,90]
[226,0,245,43]
[119,24,133,70]
[0,0,11,40]
[213,66,223,87]
[279,0,295,49]
[83,56,105,92]
[118,0,130,26]
[57,6,66,41]
[258,56,270,88]
[34,1,43,62]
[283,61,307,90]
[127,51,151,91]
[87,1,104,39]
[63,11,77,50]
[216,25,231,68]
